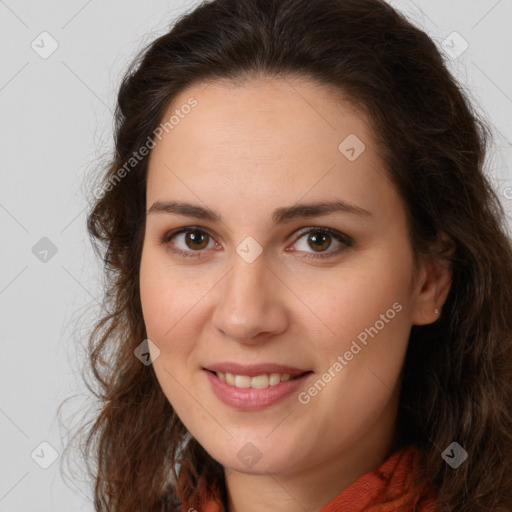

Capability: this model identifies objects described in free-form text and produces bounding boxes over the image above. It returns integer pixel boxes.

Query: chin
[201,438,299,475]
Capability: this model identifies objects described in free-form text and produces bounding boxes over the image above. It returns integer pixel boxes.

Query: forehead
[159,75,371,157]
[145,76,399,223]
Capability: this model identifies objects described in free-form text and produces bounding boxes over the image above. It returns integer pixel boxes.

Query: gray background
[0,1,511,510]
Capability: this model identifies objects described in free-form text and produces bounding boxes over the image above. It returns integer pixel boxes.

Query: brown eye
[161,227,215,258]
[161,226,352,261]
[290,227,353,260]
[307,230,332,252]
[184,230,209,250]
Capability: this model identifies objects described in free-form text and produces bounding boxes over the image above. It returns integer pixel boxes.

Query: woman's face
[139,76,441,477]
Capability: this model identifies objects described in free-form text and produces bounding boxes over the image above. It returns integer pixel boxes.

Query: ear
[411,237,454,325]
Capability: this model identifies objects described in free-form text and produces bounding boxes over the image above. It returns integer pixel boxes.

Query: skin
[139,76,452,512]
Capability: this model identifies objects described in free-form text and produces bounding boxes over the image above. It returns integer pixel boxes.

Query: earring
[434,308,440,316]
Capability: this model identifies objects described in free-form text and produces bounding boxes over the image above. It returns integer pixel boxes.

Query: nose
[211,254,288,344]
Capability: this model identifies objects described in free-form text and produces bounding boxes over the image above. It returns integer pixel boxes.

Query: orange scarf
[182,445,439,512]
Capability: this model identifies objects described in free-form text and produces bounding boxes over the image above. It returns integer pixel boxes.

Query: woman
[74,0,512,510]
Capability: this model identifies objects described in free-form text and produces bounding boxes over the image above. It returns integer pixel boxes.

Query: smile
[203,368,313,410]
[215,371,302,389]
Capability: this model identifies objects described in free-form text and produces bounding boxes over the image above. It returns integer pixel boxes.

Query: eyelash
[159,226,353,260]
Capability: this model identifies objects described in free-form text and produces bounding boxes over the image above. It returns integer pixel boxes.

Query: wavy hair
[65,0,512,510]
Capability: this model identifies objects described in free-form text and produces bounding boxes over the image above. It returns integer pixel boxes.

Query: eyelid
[291,226,352,246]
[287,226,353,259]
[160,226,219,257]
[160,225,353,259]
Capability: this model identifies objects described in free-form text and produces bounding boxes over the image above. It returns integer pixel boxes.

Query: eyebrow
[147,199,371,225]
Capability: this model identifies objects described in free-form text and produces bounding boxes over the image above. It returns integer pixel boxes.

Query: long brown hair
[63,0,512,510]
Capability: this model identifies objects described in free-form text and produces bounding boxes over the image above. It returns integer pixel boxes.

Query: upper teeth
[216,372,295,389]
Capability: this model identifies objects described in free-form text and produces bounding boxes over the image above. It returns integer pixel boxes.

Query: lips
[203,362,313,410]
[204,362,310,377]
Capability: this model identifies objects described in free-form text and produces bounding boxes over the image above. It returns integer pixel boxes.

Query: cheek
[140,247,201,343]
[294,247,415,411]
[139,266,169,343]
[139,251,202,414]
[139,248,221,387]
[297,251,412,344]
